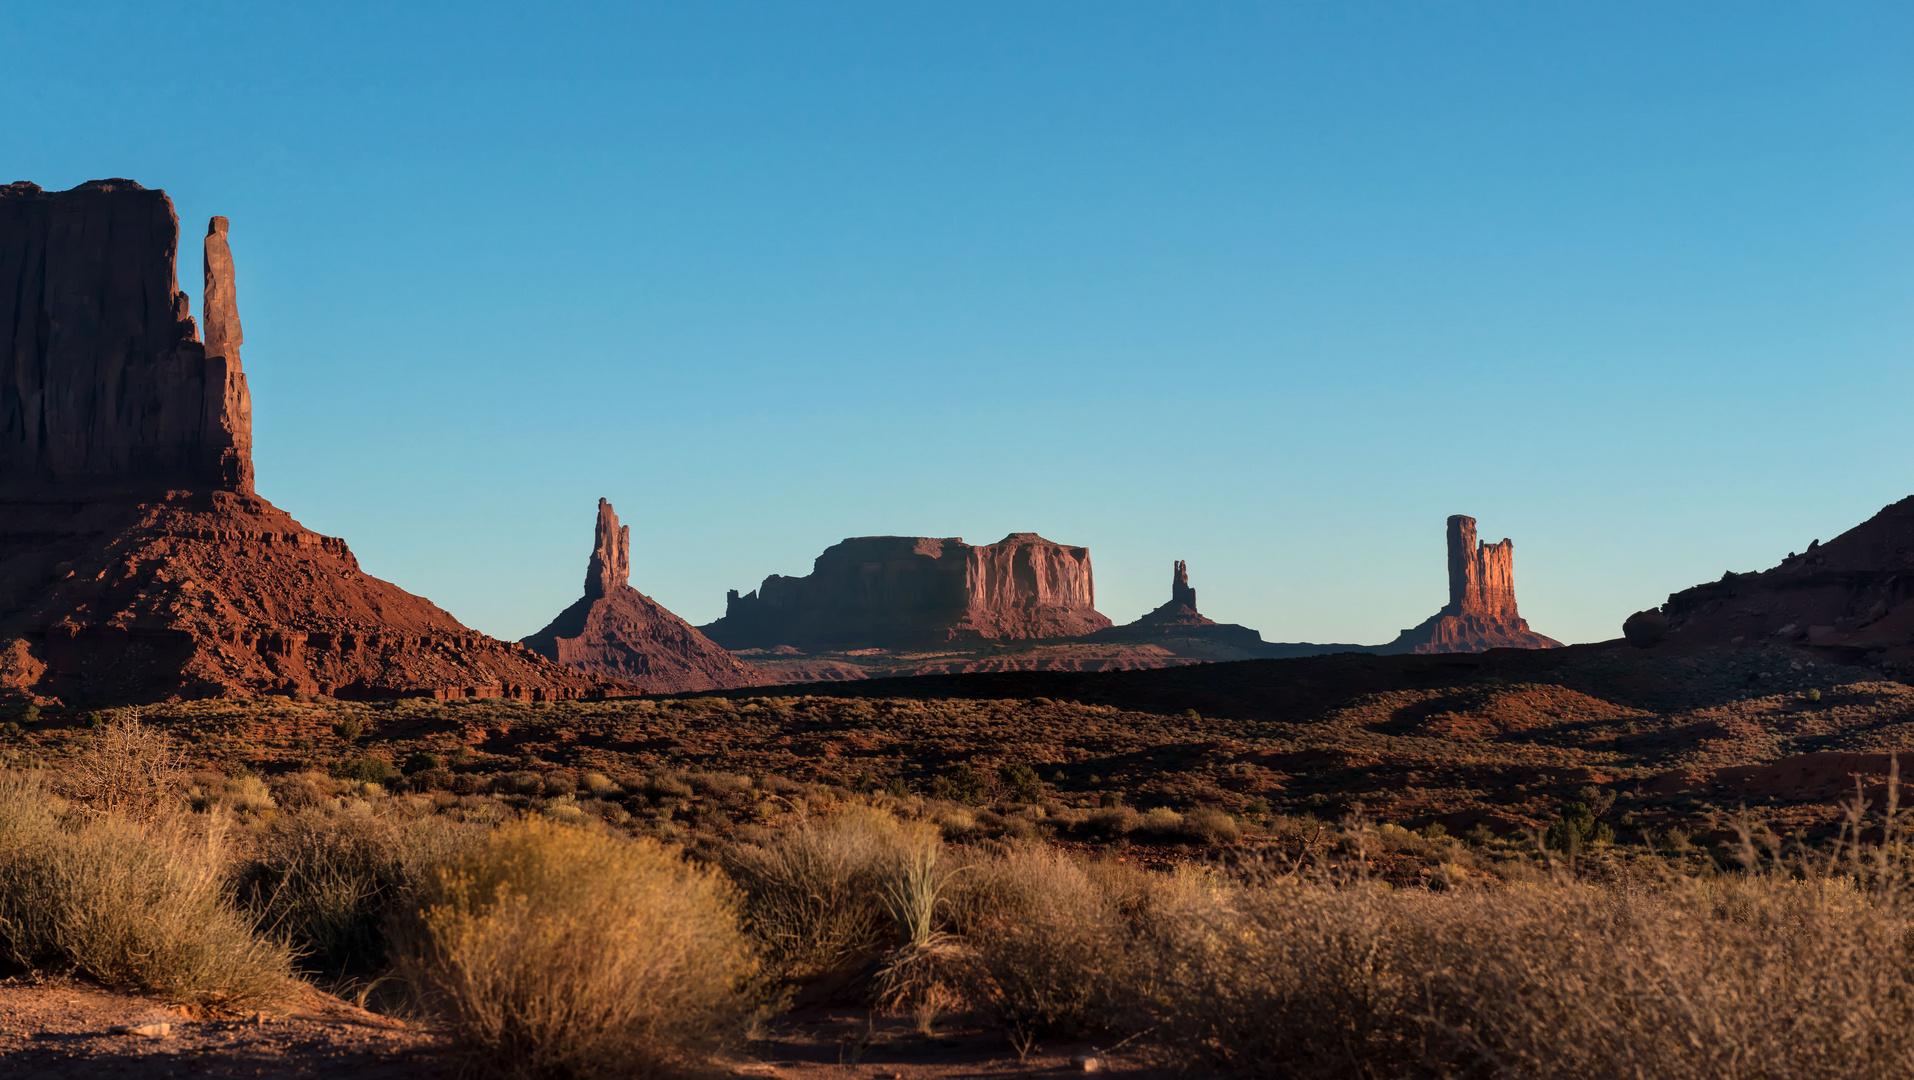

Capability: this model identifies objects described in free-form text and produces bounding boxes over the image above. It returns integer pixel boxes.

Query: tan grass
[722,804,939,976]
[0,774,292,1006]
[390,818,756,1079]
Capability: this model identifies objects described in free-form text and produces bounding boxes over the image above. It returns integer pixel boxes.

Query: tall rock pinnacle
[1382,514,1560,654]
[526,498,761,692]
[586,497,632,599]
[1171,559,1196,610]
[1444,515,1517,621]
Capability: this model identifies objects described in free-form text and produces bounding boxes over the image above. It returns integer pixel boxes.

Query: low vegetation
[6,682,1914,1076]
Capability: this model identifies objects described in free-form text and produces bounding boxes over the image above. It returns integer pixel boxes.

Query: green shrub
[932,764,989,804]
[998,763,1041,802]
[403,751,442,775]
[391,819,755,1078]
[332,715,364,742]
[338,757,398,784]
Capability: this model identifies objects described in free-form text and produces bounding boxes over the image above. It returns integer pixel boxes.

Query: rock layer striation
[523,500,761,693]
[701,533,1112,651]
[0,180,626,703]
[1381,516,1561,654]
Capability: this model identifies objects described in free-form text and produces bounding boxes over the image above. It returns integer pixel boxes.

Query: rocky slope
[1380,515,1562,654]
[1624,494,1914,675]
[701,533,1112,652]
[522,499,761,693]
[0,180,626,704]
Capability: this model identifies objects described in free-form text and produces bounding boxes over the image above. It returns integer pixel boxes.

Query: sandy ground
[0,976,1172,1079]
[0,974,444,1079]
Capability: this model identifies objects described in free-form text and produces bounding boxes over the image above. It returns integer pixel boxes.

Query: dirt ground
[0,975,1167,1079]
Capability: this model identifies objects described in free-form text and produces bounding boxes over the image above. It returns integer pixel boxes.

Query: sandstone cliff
[1626,495,1914,673]
[1380,516,1561,654]
[523,500,761,693]
[701,533,1112,651]
[0,180,627,703]
[1,180,252,496]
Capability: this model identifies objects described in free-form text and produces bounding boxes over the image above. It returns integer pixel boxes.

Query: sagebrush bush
[947,847,1142,1038]
[391,819,756,1079]
[723,805,938,976]
[237,807,483,973]
[0,775,292,1005]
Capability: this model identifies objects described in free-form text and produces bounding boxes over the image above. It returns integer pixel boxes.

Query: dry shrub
[948,847,1142,1038]
[391,819,755,1079]
[1140,872,1914,1079]
[723,804,938,976]
[0,775,292,1005]
[59,715,180,818]
[238,808,482,974]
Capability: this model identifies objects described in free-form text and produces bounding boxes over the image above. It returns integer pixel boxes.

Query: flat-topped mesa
[1381,514,1562,654]
[0,180,252,496]
[523,499,760,693]
[700,532,1113,651]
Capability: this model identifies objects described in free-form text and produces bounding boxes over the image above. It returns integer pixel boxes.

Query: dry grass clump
[1135,871,1914,1079]
[390,818,755,1079]
[0,774,292,1006]
[947,847,1144,1039]
[237,807,483,974]
[723,805,939,976]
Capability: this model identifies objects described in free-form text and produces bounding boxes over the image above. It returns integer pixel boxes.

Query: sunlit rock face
[1380,515,1562,654]
[702,532,1112,651]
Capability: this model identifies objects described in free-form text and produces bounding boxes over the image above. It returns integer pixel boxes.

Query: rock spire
[586,497,631,599]
[524,499,761,693]
[1381,515,1561,654]
[1170,560,1196,610]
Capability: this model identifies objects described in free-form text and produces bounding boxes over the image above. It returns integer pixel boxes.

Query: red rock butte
[700,533,1113,652]
[0,180,629,704]
[1380,515,1561,654]
[521,499,760,693]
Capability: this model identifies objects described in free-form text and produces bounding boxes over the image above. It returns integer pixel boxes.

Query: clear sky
[9,3,1912,646]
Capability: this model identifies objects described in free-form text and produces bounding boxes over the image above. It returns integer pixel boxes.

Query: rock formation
[1629,495,1914,671]
[1380,516,1561,654]
[701,533,1112,651]
[1081,560,1372,659]
[522,499,761,693]
[0,180,627,703]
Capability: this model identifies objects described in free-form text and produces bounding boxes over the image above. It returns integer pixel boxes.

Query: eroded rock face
[1634,495,1914,671]
[0,180,626,703]
[0,180,252,495]
[1381,515,1561,654]
[701,532,1112,651]
[523,500,760,693]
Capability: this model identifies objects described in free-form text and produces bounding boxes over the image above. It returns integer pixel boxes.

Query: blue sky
[9,2,1912,645]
